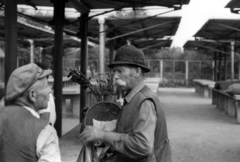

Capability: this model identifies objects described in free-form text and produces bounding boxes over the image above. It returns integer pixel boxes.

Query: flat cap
[108,45,150,72]
[6,63,52,101]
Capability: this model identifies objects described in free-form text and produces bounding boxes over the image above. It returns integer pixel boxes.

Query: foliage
[144,47,213,60]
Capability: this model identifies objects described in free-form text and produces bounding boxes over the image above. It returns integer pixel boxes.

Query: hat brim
[39,69,52,79]
[108,62,150,73]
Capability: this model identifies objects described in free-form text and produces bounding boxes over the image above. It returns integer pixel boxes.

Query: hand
[79,126,105,145]
[116,98,124,106]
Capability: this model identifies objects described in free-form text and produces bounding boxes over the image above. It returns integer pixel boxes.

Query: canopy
[0,0,190,13]
[194,19,240,41]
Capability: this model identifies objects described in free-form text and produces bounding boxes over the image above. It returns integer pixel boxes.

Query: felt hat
[108,45,150,73]
[6,63,52,101]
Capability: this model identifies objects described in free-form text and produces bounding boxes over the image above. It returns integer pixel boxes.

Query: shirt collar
[22,106,40,119]
[124,81,145,104]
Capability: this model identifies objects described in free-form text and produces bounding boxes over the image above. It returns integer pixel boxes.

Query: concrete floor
[158,87,240,162]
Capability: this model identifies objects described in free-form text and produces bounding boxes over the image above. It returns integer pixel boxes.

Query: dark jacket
[0,104,48,162]
[116,85,171,162]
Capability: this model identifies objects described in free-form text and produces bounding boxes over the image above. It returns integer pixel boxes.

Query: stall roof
[0,12,96,48]
[65,16,180,49]
[183,40,240,55]
[225,0,240,14]
[0,0,190,13]
[0,12,54,39]
[225,0,240,8]
[18,36,96,48]
[133,39,172,49]
[194,19,240,41]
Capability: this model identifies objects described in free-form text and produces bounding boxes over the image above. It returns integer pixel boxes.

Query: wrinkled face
[30,78,51,111]
[111,65,137,92]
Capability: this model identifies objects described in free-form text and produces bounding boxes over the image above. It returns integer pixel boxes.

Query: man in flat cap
[0,63,61,162]
[79,45,171,162]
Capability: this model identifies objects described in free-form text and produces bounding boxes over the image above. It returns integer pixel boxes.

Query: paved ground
[158,88,240,162]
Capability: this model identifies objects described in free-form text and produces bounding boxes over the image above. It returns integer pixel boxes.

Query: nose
[112,71,119,79]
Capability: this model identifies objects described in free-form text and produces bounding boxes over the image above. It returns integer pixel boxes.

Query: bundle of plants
[68,67,115,102]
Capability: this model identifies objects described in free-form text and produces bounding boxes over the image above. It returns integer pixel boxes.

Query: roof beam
[68,0,90,14]
[214,22,240,32]
[107,20,177,42]
[140,41,167,50]
[190,41,230,55]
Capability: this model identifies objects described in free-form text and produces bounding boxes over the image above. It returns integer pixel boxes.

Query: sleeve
[103,100,157,159]
[36,125,62,162]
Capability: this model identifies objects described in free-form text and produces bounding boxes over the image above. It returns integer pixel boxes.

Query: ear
[135,67,142,77]
[28,89,37,103]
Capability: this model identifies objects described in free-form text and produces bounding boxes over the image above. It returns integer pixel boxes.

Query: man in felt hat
[0,63,61,162]
[79,44,171,162]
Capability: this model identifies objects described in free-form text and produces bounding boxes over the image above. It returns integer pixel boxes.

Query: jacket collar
[124,81,145,104]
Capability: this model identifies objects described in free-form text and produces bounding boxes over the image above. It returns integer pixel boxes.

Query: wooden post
[214,52,217,81]
[52,0,65,137]
[4,0,17,97]
[231,41,235,81]
[173,60,175,84]
[80,13,89,124]
[224,54,227,80]
[98,16,105,79]
[109,40,115,64]
[160,60,163,84]
[218,52,222,81]
[185,60,189,87]
[199,61,202,79]
[27,39,34,63]
[238,62,240,80]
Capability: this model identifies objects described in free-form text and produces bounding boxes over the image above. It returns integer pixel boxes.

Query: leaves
[68,68,115,101]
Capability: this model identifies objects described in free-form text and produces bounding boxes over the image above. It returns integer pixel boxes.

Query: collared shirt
[38,93,57,126]
[105,81,157,159]
[22,106,61,162]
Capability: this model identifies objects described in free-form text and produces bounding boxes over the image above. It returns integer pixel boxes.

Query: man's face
[32,78,51,111]
[111,65,137,91]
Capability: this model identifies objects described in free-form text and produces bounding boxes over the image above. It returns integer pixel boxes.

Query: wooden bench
[193,79,216,98]
[212,89,240,124]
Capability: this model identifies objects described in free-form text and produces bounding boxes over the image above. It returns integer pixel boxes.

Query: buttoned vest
[116,85,171,162]
[0,105,48,162]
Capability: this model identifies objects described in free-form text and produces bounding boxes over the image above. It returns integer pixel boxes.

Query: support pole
[231,41,235,81]
[98,16,105,79]
[218,52,222,81]
[109,40,115,64]
[214,52,217,81]
[185,61,189,87]
[53,0,65,137]
[80,13,89,124]
[160,60,163,84]
[224,54,227,80]
[4,0,17,99]
[238,62,240,80]
[27,39,34,63]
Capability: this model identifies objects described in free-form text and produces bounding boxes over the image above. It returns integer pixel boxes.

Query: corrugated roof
[0,0,190,13]
[225,0,240,8]
[194,19,240,41]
